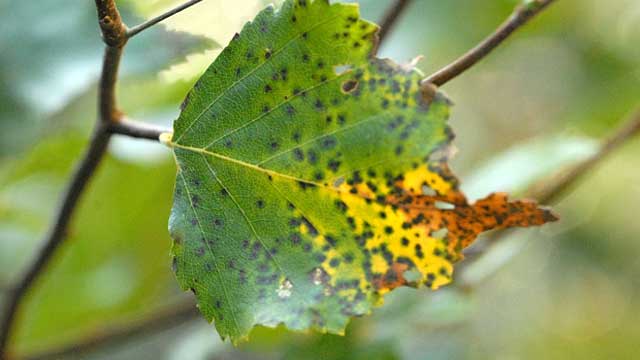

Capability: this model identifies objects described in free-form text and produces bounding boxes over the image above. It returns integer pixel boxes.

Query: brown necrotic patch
[388,168,558,258]
[341,79,359,94]
[372,262,408,291]
[330,161,557,294]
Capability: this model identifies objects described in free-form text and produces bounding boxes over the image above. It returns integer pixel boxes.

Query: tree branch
[95,0,128,48]
[461,107,640,274]
[377,0,412,44]
[23,300,199,360]
[127,0,204,39]
[529,108,640,204]
[0,0,197,352]
[108,118,171,141]
[0,1,129,357]
[0,125,112,359]
[422,0,557,87]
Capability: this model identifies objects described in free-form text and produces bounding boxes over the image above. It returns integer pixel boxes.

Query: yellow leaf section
[324,161,558,295]
[332,178,451,293]
[402,165,453,195]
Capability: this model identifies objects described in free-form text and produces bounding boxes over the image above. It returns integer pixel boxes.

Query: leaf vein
[178,171,242,334]
[175,14,344,143]
[200,153,288,279]
[205,75,347,150]
[257,112,390,166]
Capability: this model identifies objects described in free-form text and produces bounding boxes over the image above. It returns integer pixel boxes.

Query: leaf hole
[402,269,422,283]
[310,267,329,285]
[276,278,293,298]
[434,201,455,210]
[422,184,437,196]
[430,228,448,239]
[334,64,353,76]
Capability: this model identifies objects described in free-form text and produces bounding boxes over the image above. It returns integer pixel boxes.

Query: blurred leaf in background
[0,0,213,154]
[1,0,640,359]
[0,0,213,354]
[131,0,266,82]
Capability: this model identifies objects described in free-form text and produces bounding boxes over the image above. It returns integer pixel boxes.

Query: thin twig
[0,0,197,352]
[23,300,199,360]
[461,107,640,270]
[377,0,412,44]
[422,0,557,87]
[127,0,204,39]
[0,1,129,358]
[530,108,640,204]
[108,118,171,141]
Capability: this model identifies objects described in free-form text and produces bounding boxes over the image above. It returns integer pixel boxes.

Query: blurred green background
[1,0,639,359]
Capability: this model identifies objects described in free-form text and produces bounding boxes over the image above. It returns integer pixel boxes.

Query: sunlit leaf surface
[167,0,557,341]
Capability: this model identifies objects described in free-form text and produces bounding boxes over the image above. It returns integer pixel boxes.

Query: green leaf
[167,0,556,342]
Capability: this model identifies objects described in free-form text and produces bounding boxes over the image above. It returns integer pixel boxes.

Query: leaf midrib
[170,108,394,189]
[173,142,325,187]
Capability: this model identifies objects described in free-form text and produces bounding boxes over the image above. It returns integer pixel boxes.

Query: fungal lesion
[341,79,359,94]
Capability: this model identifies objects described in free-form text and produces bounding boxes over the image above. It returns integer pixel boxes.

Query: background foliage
[1,0,639,358]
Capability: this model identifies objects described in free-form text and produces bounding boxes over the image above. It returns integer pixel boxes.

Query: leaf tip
[540,206,560,223]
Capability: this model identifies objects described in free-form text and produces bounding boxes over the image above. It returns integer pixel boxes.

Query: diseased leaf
[166,0,557,342]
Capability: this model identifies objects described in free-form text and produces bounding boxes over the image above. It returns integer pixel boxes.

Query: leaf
[166,0,557,342]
